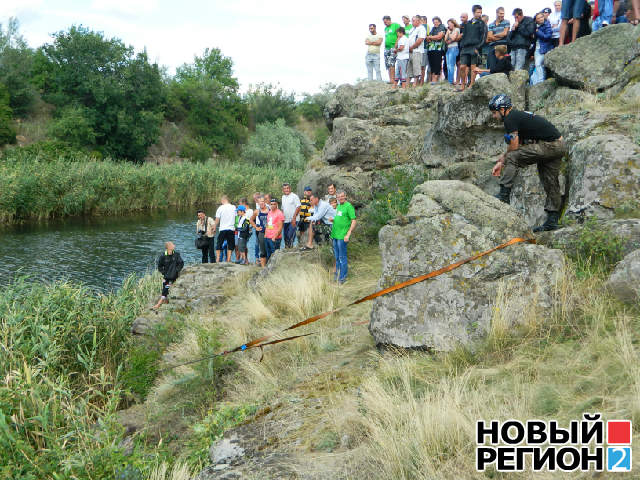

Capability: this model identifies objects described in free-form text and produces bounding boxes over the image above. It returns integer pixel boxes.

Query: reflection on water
[2,206,257,292]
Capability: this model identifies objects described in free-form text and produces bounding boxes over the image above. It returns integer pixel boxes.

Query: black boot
[494,185,511,204]
[533,211,560,232]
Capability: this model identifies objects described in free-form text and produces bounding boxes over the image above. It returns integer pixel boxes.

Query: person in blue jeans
[330,191,357,284]
[444,19,461,84]
[592,0,614,30]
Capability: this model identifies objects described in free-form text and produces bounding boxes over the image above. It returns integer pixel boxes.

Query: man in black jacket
[458,5,488,91]
[152,241,184,311]
[508,8,535,70]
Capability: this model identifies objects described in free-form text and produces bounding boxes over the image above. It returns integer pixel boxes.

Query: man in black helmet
[489,94,568,232]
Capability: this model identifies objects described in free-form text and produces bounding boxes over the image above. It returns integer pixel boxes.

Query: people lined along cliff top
[368,0,639,89]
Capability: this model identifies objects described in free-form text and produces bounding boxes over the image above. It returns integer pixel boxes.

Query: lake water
[2,207,264,292]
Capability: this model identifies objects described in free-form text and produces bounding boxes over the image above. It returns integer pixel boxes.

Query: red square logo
[608,420,632,445]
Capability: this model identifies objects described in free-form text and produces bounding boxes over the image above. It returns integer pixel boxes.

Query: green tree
[0,83,16,145]
[296,83,336,122]
[242,118,306,169]
[167,48,247,157]
[37,26,164,161]
[245,83,297,128]
[0,18,36,116]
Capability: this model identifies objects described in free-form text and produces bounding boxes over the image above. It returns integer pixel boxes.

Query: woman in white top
[444,19,461,85]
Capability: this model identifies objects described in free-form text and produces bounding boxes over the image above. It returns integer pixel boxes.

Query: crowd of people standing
[153,183,357,310]
[364,0,639,90]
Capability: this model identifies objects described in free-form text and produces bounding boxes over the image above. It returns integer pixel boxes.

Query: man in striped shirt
[297,186,313,246]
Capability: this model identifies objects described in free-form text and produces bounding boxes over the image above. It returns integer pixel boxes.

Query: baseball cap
[542,7,552,13]
[304,186,312,191]
[237,205,246,211]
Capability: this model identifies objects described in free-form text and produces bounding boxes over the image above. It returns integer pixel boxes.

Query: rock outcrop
[322,82,437,169]
[369,180,565,351]
[566,134,640,219]
[131,263,249,335]
[419,71,528,166]
[606,249,640,303]
[545,23,640,91]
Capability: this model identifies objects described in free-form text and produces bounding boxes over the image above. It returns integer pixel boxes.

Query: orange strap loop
[162,237,535,371]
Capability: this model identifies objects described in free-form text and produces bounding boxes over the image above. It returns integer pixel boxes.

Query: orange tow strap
[162,236,535,370]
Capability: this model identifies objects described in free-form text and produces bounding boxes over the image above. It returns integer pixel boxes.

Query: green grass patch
[360,168,426,242]
[561,217,627,276]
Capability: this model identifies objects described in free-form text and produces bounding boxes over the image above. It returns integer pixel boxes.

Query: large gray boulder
[324,81,436,129]
[545,24,640,91]
[322,117,423,169]
[369,180,565,351]
[566,134,640,219]
[296,163,372,207]
[606,249,640,303]
[419,71,528,166]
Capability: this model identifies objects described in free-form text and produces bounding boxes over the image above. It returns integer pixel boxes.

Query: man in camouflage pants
[489,94,568,232]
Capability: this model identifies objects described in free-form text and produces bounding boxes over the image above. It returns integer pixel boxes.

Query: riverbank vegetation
[0,19,332,225]
[0,273,188,479]
[0,149,303,223]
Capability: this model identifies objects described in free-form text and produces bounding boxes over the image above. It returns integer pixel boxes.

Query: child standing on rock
[152,241,184,312]
[235,205,251,265]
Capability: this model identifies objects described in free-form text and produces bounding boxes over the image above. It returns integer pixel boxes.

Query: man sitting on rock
[300,193,336,251]
[489,94,568,232]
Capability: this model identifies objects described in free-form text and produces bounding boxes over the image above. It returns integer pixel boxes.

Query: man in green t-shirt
[383,16,401,84]
[330,191,357,284]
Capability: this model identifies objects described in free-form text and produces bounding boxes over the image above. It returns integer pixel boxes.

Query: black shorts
[460,53,479,67]
[217,230,235,250]
[298,221,310,232]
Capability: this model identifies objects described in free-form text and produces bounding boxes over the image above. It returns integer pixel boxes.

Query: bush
[296,84,336,122]
[359,168,426,243]
[565,217,626,275]
[179,137,212,162]
[2,140,94,162]
[242,118,306,169]
[314,125,330,150]
[49,104,96,146]
[245,83,297,126]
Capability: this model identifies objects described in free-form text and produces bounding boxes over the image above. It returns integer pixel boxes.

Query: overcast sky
[2,0,552,94]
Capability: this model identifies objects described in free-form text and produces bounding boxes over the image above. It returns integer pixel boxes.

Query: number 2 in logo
[607,447,632,472]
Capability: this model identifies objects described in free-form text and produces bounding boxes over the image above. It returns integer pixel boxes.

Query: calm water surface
[2,207,258,292]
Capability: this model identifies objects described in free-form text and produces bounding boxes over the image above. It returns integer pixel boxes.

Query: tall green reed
[0,148,303,224]
[0,274,161,479]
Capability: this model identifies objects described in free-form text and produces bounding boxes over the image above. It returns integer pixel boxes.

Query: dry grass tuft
[336,264,640,478]
[147,461,195,480]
